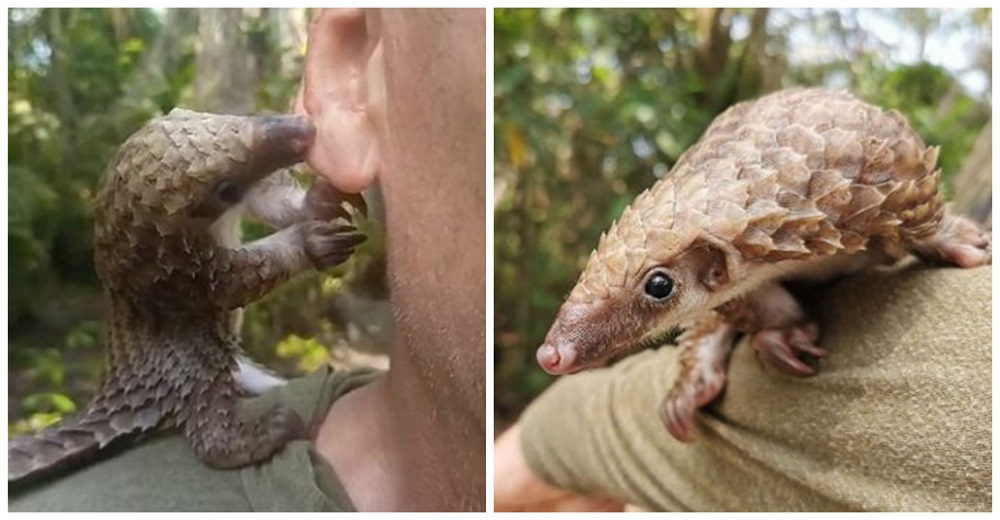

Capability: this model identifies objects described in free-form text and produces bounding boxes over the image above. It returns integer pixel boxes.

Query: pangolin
[536,88,991,441]
[9,109,366,485]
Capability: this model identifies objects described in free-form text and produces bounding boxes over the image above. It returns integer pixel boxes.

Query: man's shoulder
[9,366,382,512]
[10,434,250,512]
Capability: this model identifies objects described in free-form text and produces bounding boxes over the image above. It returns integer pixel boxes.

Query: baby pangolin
[537,88,991,441]
[9,109,365,485]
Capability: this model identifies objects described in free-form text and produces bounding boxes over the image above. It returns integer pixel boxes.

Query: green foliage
[494,8,991,418]
[9,9,167,323]
[276,334,331,372]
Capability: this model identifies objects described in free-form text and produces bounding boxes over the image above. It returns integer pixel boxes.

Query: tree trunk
[694,8,731,81]
[276,8,309,80]
[735,8,771,99]
[191,8,258,113]
[951,119,992,226]
[111,8,194,123]
[47,10,77,157]
[694,7,733,109]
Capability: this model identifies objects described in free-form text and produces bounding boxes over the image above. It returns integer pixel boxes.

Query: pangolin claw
[302,220,366,269]
[266,405,309,443]
[752,323,825,377]
[304,180,368,222]
[341,192,368,219]
[660,388,699,443]
[660,363,729,442]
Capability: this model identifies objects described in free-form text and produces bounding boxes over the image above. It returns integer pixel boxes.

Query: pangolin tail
[8,410,143,487]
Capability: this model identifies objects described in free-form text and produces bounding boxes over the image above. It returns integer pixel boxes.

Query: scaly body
[9,109,365,485]
[537,88,990,441]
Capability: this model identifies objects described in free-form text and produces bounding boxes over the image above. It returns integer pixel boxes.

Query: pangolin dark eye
[215,180,242,204]
[644,271,674,301]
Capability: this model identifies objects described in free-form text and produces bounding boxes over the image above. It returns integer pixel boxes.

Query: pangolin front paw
[304,181,368,222]
[301,220,366,269]
[659,365,728,442]
[751,322,825,377]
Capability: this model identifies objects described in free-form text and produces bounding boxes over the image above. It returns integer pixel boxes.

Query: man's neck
[314,341,485,511]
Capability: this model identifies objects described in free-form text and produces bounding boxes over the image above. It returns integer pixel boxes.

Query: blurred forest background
[494,8,992,425]
[8,8,391,435]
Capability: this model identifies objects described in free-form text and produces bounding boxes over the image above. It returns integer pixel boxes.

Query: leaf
[23,392,77,414]
[505,124,529,169]
[275,334,331,372]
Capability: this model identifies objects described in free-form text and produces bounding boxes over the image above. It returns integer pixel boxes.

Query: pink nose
[536,343,577,375]
[536,344,561,373]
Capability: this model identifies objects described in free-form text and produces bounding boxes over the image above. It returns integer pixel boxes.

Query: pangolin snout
[256,115,317,162]
[536,341,580,375]
[537,299,622,375]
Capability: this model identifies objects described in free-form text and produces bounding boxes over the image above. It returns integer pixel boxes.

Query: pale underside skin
[233,356,289,395]
[8,110,365,485]
[537,88,991,441]
[213,199,300,397]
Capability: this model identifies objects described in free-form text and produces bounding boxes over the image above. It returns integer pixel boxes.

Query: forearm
[519,267,992,511]
[494,423,625,512]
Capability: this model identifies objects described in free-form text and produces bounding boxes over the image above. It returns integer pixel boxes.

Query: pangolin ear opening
[696,234,744,291]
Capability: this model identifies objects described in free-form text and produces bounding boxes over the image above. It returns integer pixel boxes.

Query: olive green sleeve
[520,266,991,511]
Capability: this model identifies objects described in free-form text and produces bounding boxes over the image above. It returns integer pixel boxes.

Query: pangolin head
[536,184,720,375]
[97,109,315,227]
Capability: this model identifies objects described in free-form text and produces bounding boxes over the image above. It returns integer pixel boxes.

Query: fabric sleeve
[520,266,991,511]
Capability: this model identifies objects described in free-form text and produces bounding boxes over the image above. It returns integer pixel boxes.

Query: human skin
[494,424,624,512]
[295,9,486,511]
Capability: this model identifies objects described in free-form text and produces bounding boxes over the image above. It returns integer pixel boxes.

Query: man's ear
[297,8,381,194]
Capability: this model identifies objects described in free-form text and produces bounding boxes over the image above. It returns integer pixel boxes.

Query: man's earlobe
[297,8,381,194]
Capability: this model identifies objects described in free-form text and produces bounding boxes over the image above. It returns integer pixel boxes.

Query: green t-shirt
[9,367,381,512]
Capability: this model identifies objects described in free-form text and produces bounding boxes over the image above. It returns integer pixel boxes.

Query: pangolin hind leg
[184,370,308,469]
[660,312,738,442]
[907,212,991,268]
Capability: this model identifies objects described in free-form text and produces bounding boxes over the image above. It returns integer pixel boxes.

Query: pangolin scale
[9,109,365,485]
[537,88,990,441]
